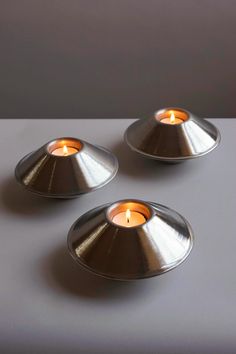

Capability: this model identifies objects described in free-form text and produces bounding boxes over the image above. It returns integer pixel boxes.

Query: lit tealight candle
[51,144,78,156]
[112,208,146,227]
[161,112,183,125]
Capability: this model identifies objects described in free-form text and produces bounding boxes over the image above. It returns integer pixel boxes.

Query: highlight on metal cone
[124,107,221,162]
[15,137,118,198]
[67,199,194,280]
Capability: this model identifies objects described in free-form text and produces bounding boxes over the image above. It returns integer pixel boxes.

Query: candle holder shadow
[42,244,167,300]
[15,137,118,198]
[124,107,221,163]
[0,175,81,218]
[67,199,194,281]
[111,140,207,181]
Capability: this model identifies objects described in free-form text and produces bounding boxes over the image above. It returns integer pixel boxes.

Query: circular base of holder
[124,137,220,162]
[15,138,118,198]
[67,200,194,281]
[125,107,221,162]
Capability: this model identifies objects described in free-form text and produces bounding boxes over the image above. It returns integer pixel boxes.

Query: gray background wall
[1,0,236,118]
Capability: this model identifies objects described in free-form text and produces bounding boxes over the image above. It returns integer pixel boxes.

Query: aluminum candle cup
[125,107,221,162]
[67,199,194,280]
[15,137,118,198]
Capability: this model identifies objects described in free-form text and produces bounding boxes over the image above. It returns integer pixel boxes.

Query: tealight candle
[48,138,82,157]
[112,208,146,227]
[161,111,183,125]
[51,145,78,156]
[108,201,151,228]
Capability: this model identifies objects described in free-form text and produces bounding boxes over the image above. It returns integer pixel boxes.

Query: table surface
[0,119,235,354]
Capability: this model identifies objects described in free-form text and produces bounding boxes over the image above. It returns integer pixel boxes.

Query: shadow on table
[0,175,79,218]
[111,140,207,181]
[42,244,167,301]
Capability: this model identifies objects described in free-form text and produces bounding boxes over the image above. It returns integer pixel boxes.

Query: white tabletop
[0,119,235,354]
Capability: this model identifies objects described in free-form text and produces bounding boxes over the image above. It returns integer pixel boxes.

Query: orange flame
[126,209,131,223]
[170,112,175,124]
[63,145,68,155]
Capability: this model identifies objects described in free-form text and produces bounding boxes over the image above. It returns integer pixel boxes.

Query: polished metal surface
[67,199,194,280]
[15,137,118,198]
[125,107,221,162]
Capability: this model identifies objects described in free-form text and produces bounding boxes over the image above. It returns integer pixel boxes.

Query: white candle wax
[161,112,183,125]
[112,210,146,227]
[161,117,183,125]
[51,145,78,156]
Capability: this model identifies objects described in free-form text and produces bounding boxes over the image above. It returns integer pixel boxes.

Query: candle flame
[63,145,68,155]
[126,209,131,223]
[170,112,175,124]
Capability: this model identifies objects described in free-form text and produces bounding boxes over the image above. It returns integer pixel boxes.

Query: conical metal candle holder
[125,107,221,162]
[15,137,118,198]
[67,199,194,280]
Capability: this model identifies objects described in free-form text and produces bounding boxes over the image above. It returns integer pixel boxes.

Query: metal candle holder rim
[124,107,221,162]
[67,199,194,281]
[15,137,118,198]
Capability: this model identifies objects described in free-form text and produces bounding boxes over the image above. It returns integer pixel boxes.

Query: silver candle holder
[67,199,194,281]
[125,107,221,162]
[15,137,118,198]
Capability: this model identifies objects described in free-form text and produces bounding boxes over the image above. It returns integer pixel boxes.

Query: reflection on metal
[15,137,118,198]
[67,199,194,281]
[124,107,221,162]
